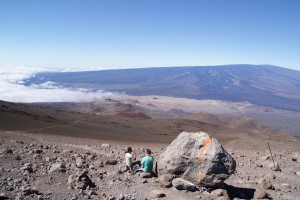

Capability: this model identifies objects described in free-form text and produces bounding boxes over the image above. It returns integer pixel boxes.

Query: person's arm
[141,157,145,168]
[133,153,136,160]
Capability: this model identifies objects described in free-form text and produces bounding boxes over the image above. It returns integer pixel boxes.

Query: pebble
[150,190,165,198]
[254,189,268,199]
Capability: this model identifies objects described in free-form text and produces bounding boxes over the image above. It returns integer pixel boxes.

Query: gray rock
[87,189,97,196]
[119,193,125,200]
[48,162,66,173]
[68,169,96,190]
[0,193,7,198]
[76,157,83,168]
[2,148,13,154]
[102,144,111,148]
[20,163,33,173]
[257,179,274,190]
[254,189,268,199]
[15,155,22,160]
[263,173,276,180]
[93,160,104,168]
[106,159,118,165]
[211,189,229,197]
[71,195,78,200]
[157,131,236,188]
[67,175,76,189]
[150,190,165,198]
[118,164,129,173]
[21,186,39,196]
[142,179,147,184]
[140,171,156,178]
[291,152,300,162]
[256,163,263,168]
[33,154,42,159]
[156,174,175,188]
[279,183,291,191]
[34,149,43,154]
[172,178,196,191]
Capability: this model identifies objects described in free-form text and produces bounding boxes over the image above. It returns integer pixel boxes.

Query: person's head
[126,147,132,153]
[145,148,151,155]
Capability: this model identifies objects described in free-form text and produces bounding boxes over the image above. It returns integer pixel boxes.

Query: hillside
[0,100,300,199]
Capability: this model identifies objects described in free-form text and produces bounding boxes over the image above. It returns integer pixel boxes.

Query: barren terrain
[0,96,300,199]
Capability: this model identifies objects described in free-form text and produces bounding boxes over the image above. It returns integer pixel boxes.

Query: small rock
[106,159,117,165]
[67,175,76,188]
[48,162,66,173]
[118,164,129,173]
[88,189,97,196]
[4,148,13,154]
[257,179,274,190]
[263,173,276,180]
[71,195,78,200]
[22,186,39,196]
[142,179,148,184]
[108,195,116,200]
[256,163,263,168]
[254,189,268,199]
[279,183,291,191]
[94,160,104,168]
[119,193,125,200]
[20,163,33,173]
[76,158,83,168]
[34,149,44,154]
[150,190,165,198]
[291,153,300,163]
[211,188,229,197]
[156,174,174,188]
[141,171,156,178]
[0,193,7,198]
[102,144,110,148]
[172,178,196,191]
[15,155,22,160]
[37,195,44,200]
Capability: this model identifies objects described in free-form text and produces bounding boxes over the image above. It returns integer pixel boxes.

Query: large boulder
[157,131,236,188]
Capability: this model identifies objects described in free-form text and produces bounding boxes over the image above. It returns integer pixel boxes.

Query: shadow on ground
[224,183,256,199]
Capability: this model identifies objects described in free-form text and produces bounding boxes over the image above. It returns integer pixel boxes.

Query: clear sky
[1,0,300,70]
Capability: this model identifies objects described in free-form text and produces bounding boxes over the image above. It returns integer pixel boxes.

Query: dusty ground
[0,131,299,200]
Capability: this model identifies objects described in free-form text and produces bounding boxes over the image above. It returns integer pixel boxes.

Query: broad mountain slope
[1,100,297,149]
[28,65,300,111]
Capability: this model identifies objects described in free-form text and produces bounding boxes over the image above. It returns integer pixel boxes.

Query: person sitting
[134,148,154,173]
[125,147,140,173]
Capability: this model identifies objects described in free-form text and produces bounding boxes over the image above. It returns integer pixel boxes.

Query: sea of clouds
[0,66,116,103]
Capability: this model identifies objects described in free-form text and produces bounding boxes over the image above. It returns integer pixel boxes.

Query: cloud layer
[0,66,115,103]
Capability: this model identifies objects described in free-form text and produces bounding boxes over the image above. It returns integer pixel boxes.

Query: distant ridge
[27,65,300,112]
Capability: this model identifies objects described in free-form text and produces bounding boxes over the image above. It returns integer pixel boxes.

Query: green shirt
[141,155,154,172]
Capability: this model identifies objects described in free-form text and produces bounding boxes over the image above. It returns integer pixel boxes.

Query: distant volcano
[27,65,300,112]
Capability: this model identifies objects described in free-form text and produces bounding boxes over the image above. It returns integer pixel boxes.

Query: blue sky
[1,0,300,70]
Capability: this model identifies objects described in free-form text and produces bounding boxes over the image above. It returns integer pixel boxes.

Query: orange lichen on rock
[197,136,212,187]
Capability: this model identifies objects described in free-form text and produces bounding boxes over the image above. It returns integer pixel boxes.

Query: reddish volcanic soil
[116,112,152,119]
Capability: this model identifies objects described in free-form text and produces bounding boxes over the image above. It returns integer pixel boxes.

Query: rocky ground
[0,131,300,200]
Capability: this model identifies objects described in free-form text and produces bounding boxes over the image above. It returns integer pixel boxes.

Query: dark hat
[146,149,151,155]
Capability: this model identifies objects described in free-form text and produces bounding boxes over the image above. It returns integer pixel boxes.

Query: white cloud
[0,66,116,103]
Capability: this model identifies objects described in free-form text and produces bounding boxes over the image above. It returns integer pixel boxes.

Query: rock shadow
[224,183,256,199]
